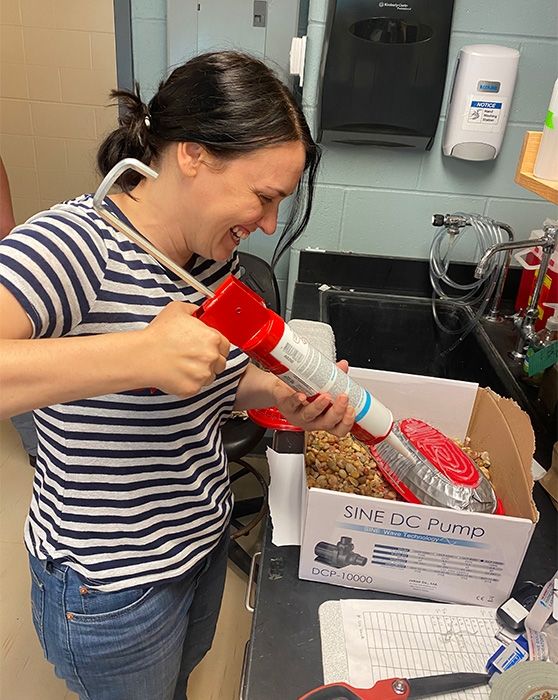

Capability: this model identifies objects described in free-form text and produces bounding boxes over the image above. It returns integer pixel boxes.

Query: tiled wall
[0,0,118,226]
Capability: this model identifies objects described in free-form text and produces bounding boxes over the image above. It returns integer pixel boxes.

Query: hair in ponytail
[97,83,158,190]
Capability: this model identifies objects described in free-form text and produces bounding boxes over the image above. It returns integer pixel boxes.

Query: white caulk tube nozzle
[382,430,414,462]
[350,392,414,461]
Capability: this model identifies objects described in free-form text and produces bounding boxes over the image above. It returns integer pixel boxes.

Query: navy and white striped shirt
[0,195,249,591]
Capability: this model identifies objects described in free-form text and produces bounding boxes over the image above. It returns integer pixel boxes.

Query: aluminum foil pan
[369,418,502,514]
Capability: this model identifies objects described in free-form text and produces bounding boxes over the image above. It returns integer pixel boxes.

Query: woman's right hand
[140,301,230,398]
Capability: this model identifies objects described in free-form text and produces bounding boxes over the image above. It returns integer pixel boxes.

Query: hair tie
[144,113,151,130]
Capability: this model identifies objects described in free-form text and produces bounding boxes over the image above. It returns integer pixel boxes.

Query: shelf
[515,131,558,204]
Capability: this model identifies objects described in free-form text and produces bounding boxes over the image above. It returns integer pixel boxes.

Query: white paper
[267,447,306,546]
[320,599,501,698]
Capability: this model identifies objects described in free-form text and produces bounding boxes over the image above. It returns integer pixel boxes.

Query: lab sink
[319,289,557,469]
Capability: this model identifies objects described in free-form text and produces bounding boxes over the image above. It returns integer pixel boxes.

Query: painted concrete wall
[1,0,118,225]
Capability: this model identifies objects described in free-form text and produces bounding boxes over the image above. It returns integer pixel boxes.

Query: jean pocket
[66,570,155,621]
[29,558,46,649]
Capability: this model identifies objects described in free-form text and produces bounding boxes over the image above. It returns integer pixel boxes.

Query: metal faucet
[474,221,558,360]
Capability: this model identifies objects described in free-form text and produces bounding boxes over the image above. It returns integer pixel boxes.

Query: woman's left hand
[272,360,355,437]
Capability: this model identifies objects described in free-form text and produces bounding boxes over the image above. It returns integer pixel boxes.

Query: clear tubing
[429,213,507,350]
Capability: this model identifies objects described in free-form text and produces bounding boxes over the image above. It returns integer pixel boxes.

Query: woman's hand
[140,301,230,397]
[271,360,355,437]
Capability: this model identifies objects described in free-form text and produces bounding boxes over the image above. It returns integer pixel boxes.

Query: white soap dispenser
[442,45,520,161]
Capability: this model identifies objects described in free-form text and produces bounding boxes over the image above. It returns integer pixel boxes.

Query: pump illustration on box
[314,537,367,568]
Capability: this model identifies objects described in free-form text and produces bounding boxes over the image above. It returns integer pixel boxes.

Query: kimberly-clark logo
[379,2,412,9]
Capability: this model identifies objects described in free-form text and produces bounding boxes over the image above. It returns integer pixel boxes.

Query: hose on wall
[429,213,507,353]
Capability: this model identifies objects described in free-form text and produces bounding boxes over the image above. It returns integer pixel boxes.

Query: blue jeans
[10,410,38,456]
[29,529,230,700]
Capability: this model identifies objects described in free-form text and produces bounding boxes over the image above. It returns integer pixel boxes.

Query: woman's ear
[177,142,204,178]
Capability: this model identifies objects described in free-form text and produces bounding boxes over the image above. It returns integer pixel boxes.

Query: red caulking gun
[93,158,412,460]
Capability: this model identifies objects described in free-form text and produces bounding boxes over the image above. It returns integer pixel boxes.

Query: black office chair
[225,252,281,574]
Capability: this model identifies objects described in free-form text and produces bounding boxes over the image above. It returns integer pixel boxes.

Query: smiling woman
[0,50,353,700]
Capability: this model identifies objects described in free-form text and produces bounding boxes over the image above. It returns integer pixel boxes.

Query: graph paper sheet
[319,599,502,699]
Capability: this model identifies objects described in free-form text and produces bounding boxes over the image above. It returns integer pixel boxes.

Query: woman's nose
[256,206,278,236]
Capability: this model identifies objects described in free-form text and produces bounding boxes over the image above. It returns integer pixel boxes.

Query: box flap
[266,447,306,546]
[468,388,537,522]
[349,367,478,442]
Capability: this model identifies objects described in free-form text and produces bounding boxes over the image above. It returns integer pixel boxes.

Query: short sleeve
[0,207,108,338]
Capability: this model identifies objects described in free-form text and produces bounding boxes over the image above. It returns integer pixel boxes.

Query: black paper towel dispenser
[318,0,455,149]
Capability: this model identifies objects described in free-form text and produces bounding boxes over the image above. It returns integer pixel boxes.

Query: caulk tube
[269,324,413,460]
[194,276,412,459]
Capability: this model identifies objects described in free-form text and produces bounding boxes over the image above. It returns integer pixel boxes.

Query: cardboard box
[268,368,538,607]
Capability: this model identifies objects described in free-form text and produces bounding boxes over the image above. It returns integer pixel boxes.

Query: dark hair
[97,50,321,265]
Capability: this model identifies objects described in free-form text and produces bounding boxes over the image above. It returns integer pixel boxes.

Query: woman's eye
[259,194,273,204]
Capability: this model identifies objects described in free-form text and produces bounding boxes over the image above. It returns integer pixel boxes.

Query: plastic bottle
[533,78,558,182]
[523,303,558,386]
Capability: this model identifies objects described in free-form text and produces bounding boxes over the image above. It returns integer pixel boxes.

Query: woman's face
[185,140,307,262]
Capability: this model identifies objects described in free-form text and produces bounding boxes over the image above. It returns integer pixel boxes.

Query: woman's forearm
[233,362,281,411]
[0,334,148,418]
[233,360,355,437]
[0,300,231,419]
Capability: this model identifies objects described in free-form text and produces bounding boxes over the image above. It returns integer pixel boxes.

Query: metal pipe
[483,221,515,323]
[474,229,556,278]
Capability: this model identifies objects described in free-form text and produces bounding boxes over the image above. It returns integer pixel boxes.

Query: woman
[0,51,354,700]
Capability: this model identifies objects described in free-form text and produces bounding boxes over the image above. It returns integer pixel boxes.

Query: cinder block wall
[297,0,558,256]
[283,0,558,311]
[6,1,551,308]
[129,0,558,312]
[0,0,118,226]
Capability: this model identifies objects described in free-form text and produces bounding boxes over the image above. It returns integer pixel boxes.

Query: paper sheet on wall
[318,599,502,699]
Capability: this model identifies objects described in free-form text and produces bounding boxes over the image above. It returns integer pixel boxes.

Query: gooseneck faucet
[474,222,558,360]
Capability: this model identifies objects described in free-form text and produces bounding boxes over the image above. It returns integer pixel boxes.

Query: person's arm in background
[0,156,16,239]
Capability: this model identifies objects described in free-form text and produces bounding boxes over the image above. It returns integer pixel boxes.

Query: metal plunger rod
[92,158,215,299]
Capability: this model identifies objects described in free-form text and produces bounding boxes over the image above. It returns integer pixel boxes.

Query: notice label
[468,100,502,124]
[462,96,507,132]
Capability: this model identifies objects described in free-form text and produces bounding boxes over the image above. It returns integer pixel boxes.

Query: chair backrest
[237,252,281,315]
